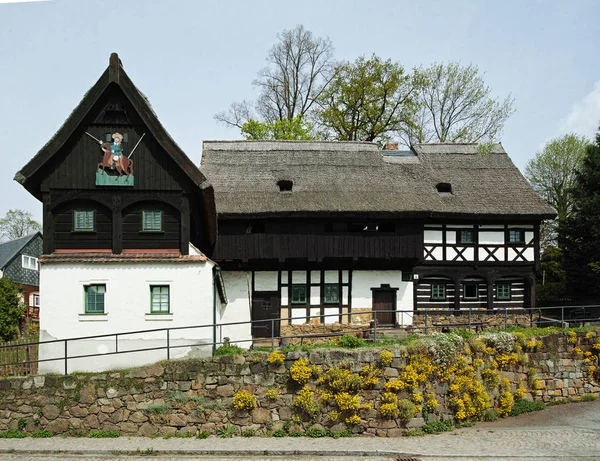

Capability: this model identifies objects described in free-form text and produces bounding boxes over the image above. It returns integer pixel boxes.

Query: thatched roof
[200,141,556,220]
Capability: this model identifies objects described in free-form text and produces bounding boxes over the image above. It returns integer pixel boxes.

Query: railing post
[468,307,472,330]
[425,308,429,335]
[64,340,68,376]
[166,330,170,360]
[115,334,118,354]
[561,306,565,328]
[504,308,508,330]
[271,319,275,349]
[372,311,377,341]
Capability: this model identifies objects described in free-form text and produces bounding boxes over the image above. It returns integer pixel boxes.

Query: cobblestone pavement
[0,400,598,460]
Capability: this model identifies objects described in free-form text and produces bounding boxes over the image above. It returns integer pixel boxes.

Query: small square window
[33,294,40,307]
[463,283,479,300]
[142,211,163,232]
[431,283,446,301]
[508,229,525,244]
[402,272,414,281]
[74,210,94,232]
[150,285,170,313]
[323,284,339,304]
[85,284,105,314]
[496,283,511,300]
[22,255,38,271]
[458,229,474,244]
[291,285,307,304]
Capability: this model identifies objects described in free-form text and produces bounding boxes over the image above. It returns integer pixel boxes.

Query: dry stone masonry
[0,331,598,437]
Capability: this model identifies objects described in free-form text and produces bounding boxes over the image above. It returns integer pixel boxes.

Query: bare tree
[215,25,334,129]
[400,62,515,146]
[0,209,41,242]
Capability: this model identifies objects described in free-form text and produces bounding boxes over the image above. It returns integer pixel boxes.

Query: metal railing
[0,305,598,377]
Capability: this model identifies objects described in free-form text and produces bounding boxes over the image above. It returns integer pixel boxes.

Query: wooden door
[372,290,396,326]
[252,291,280,338]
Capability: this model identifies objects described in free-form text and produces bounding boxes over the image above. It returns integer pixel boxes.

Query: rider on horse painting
[110,132,124,169]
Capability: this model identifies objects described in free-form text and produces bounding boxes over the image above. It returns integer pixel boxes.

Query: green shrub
[196,431,209,439]
[482,408,500,422]
[30,430,53,438]
[241,429,256,437]
[215,344,244,356]
[216,424,236,438]
[337,334,366,349]
[397,399,418,425]
[271,429,286,437]
[580,393,598,402]
[305,427,328,438]
[144,403,171,414]
[510,399,545,416]
[421,420,453,434]
[88,430,120,438]
[0,429,26,438]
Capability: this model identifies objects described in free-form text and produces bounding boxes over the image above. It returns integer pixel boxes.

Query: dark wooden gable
[15,53,216,255]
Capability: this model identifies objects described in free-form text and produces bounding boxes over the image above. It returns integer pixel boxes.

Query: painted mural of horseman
[87,131,145,183]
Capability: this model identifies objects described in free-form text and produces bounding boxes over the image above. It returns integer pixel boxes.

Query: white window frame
[33,294,40,307]
[22,255,39,271]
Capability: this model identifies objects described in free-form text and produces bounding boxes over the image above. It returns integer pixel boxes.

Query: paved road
[0,399,599,460]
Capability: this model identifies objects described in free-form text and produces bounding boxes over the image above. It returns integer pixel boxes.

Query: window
[277,180,293,192]
[323,284,339,304]
[431,283,446,301]
[142,211,163,232]
[457,229,474,244]
[33,294,40,307]
[22,255,38,270]
[84,285,105,314]
[463,283,479,300]
[508,229,525,244]
[150,285,170,313]
[436,183,452,194]
[291,284,307,304]
[74,210,94,232]
[496,283,511,300]
[402,272,414,281]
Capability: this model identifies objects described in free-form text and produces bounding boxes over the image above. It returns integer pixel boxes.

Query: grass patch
[0,430,26,438]
[88,430,120,438]
[215,344,245,356]
[30,430,53,438]
[510,399,545,416]
[421,420,454,434]
[144,403,171,414]
[580,393,598,402]
[402,428,425,437]
[168,392,206,404]
[216,424,236,438]
[196,431,210,439]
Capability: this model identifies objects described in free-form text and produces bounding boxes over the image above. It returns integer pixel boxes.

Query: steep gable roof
[14,53,216,244]
[201,140,556,220]
[0,233,41,270]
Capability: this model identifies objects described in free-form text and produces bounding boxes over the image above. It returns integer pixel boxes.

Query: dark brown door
[252,291,281,338]
[372,290,396,326]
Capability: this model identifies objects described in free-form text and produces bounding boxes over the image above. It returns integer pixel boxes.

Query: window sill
[145,313,173,321]
[79,313,108,322]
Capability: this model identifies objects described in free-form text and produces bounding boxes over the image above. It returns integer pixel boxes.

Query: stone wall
[411,312,534,332]
[0,331,598,438]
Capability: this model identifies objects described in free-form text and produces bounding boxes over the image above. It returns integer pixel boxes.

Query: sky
[1,0,599,223]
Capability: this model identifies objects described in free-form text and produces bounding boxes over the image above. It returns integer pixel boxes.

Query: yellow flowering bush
[329,410,339,422]
[294,386,320,415]
[411,391,423,404]
[232,390,257,411]
[586,331,596,339]
[334,392,361,411]
[425,393,439,413]
[267,351,285,364]
[290,359,319,384]
[379,403,399,418]
[448,375,491,421]
[379,349,394,366]
[473,358,484,368]
[345,414,361,425]
[498,391,514,416]
[567,330,577,344]
[493,352,519,369]
[481,367,500,389]
[360,364,381,387]
[318,366,362,392]
[593,342,600,351]
[265,389,279,400]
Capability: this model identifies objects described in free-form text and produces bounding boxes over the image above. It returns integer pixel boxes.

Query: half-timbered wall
[423,224,536,263]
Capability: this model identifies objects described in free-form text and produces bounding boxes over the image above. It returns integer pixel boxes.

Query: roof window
[278,180,293,192]
[436,183,452,194]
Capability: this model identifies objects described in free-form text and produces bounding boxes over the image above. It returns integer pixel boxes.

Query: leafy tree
[536,245,567,306]
[215,25,334,129]
[0,278,25,341]
[241,115,315,140]
[525,134,589,224]
[0,209,41,242]
[561,126,600,300]
[400,62,515,145]
[315,54,421,143]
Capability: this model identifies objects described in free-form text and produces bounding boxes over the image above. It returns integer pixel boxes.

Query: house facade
[200,141,556,339]
[0,232,43,321]
[15,54,234,373]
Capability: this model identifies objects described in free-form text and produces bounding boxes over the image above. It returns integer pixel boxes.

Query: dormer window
[278,180,293,192]
[436,183,452,194]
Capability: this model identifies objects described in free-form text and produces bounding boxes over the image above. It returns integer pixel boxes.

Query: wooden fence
[0,338,38,377]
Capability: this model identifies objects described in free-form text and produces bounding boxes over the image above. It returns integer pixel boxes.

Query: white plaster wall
[351,271,413,325]
[39,260,217,374]
[479,231,504,245]
[254,271,278,291]
[424,230,443,244]
[218,271,252,349]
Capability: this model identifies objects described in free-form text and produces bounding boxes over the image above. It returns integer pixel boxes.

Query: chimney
[383,143,399,151]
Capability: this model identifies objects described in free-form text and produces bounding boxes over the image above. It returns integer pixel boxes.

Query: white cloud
[559,81,600,139]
